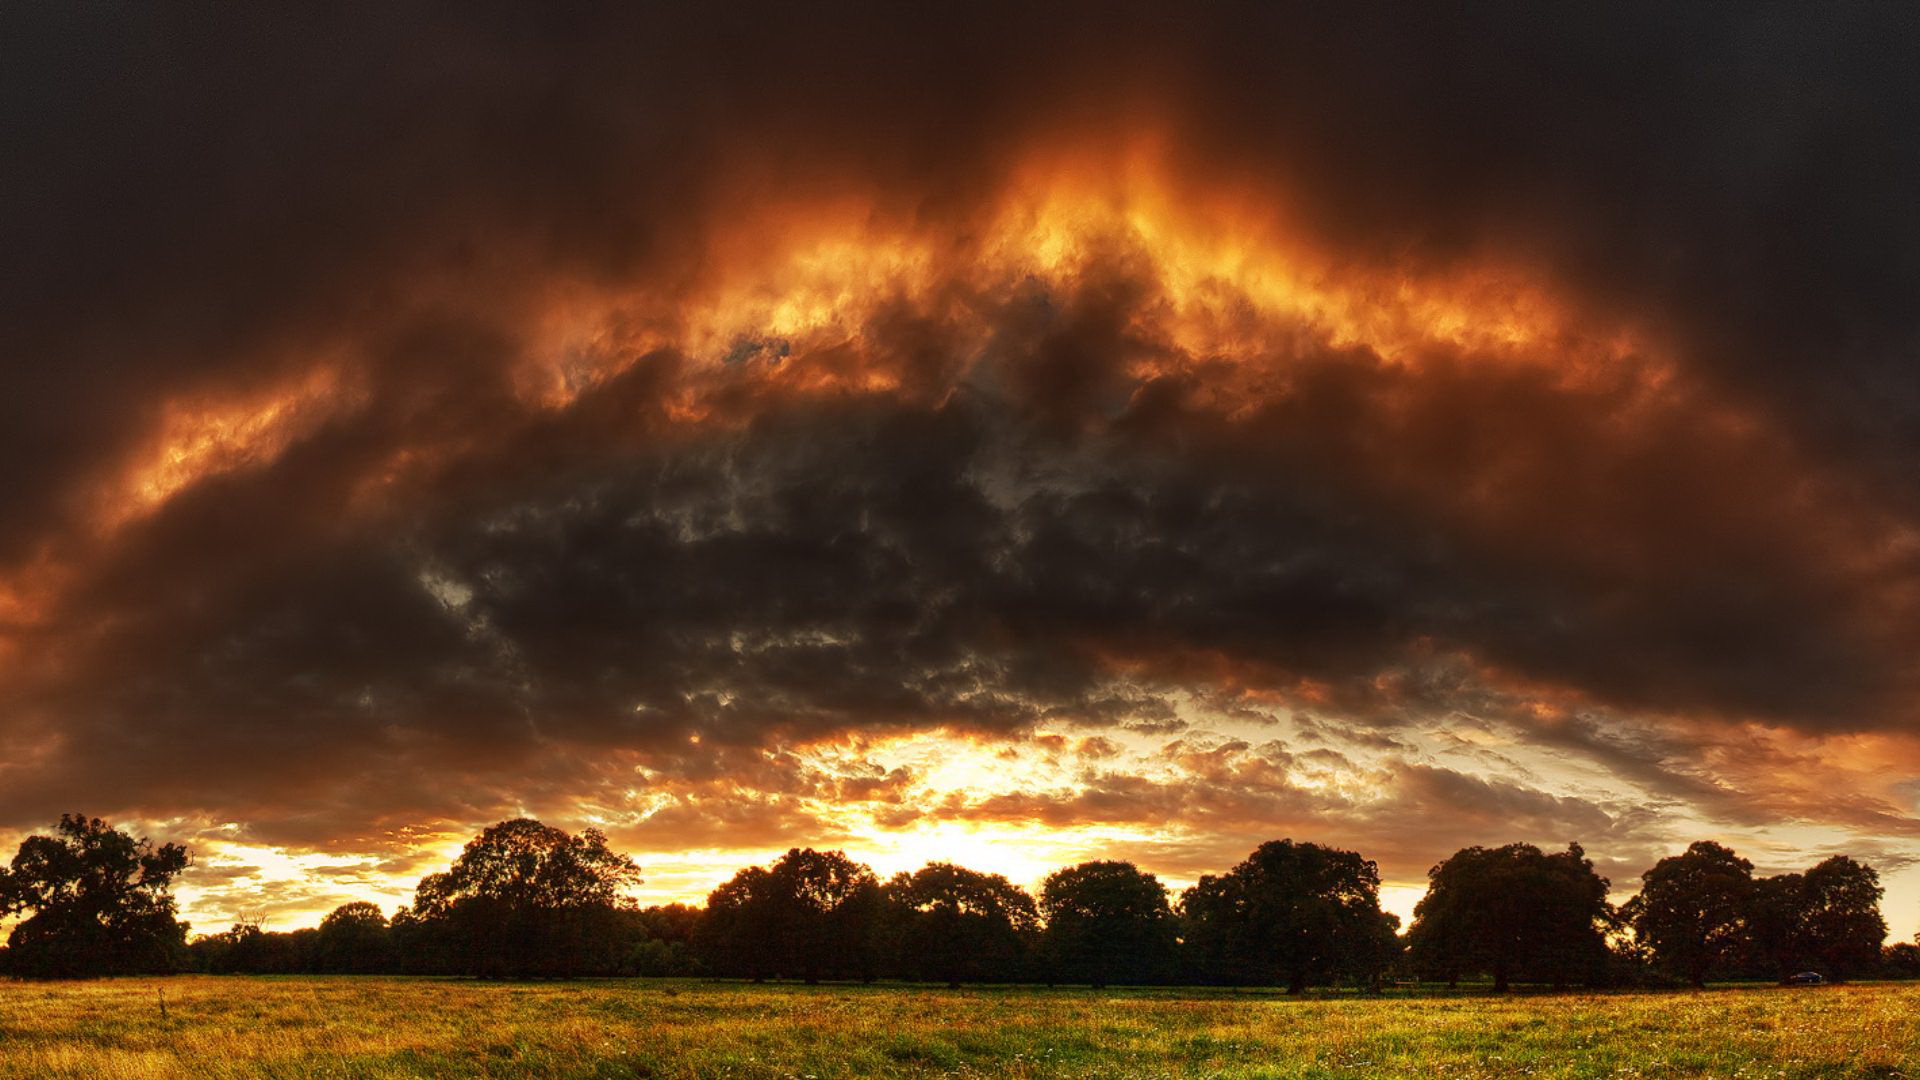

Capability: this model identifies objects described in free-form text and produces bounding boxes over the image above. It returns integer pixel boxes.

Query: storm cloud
[4,3,1919,926]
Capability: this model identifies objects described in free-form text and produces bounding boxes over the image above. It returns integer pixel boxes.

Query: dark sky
[4,3,1920,928]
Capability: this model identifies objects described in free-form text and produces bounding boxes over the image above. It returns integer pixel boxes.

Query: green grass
[0,977,1914,1079]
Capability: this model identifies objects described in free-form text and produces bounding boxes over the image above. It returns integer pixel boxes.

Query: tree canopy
[0,814,190,979]
[1180,839,1399,992]
[886,862,1038,987]
[317,900,391,974]
[8,813,1903,991]
[407,818,643,977]
[1746,855,1886,983]
[1621,840,1754,987]
[698,848,882,983]
[1039,860,1177,987]
[1407,842,1612,991]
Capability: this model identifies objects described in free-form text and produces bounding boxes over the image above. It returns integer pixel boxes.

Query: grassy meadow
[0,977,1913,1079]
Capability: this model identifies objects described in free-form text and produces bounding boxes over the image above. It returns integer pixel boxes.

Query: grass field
[0,977,1913,1079]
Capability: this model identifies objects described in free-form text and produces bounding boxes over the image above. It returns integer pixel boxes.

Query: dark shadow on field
[51,971,1887,1005]
[518,975,1870,1002]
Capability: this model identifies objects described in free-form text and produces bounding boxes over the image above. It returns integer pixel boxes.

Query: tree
[776,849,884,982]
[386,905,438,974]
[629,903,702,976]
[316,901,391,973]
[189,922,266,974]
[1744,857,1885,983]
[0,814,190,978]
[1621,841,1754,987]
[1039,861,1177,987]
[1406,842,1611,992]
[1745,872,1809,981]
[408,818,643,977]
[637,901,702,945]
[694,849,882,983]
[1793,856,1885,982]
[1179,839,1398,993]
[1883,941,1920,979]
[698,865,782,981]
[885,863,1038,987]
[187,920,322,974]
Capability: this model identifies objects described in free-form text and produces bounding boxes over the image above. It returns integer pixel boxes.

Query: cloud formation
[4,4,1919,930]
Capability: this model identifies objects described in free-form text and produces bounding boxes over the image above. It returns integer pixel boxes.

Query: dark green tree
[386,905,439,974]
[1883,941,1920,979]
[409,818,643,977]
[0,814,190,978]
[1621,841,1754,987]
[189,920,321,974]
[694,849,882,983]
[316,901,391,973]
[1743,858,1885,983]
[1797,856,1885,982]
[697,865,782,981]
[1406,842,1611,991]
[1039,860,1177,987]
[885,863,1038,987]
[1179,839,1399,993]
[629,902,702,976]
[777,849,885,983]
[1745,871,1809,980]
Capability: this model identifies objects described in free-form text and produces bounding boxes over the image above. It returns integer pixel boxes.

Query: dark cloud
[8,4,1918,539]
[6,281,1919,843]
[4,4,1919,898]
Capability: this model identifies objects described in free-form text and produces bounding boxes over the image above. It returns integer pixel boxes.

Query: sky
[4,4,1920,938]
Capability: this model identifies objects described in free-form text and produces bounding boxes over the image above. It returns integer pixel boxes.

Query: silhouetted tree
[1406,842,1611,991]
[698,865,782,981]
[1746,856,1885,983]
[1180,839,1399,992]
[629,903,702,975]
[0,814,190,978]
[186,919,321,974]
[317,901,391,973]
[1745,871,1809,980]
[409,818,643,977]
[1039,861,1177,987]
[1621,841,1754,987]
[188,922,262,974]
[1883,941,1920,979]
[1800,856,1886,982]
[694,849,882,982]
[885,863,1037,987]
[782,849,885,982]
[386,906,438,974]
[638,902,703,944]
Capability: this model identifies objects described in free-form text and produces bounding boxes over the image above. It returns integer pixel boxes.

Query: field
[0,978,1913,1080]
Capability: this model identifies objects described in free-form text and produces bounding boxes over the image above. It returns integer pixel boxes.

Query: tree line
[1,814,1910,988]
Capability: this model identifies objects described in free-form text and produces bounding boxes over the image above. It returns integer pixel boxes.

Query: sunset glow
[5,4,1920,956]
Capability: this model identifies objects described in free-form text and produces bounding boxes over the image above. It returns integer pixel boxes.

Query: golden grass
[0,977,1912,1079]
